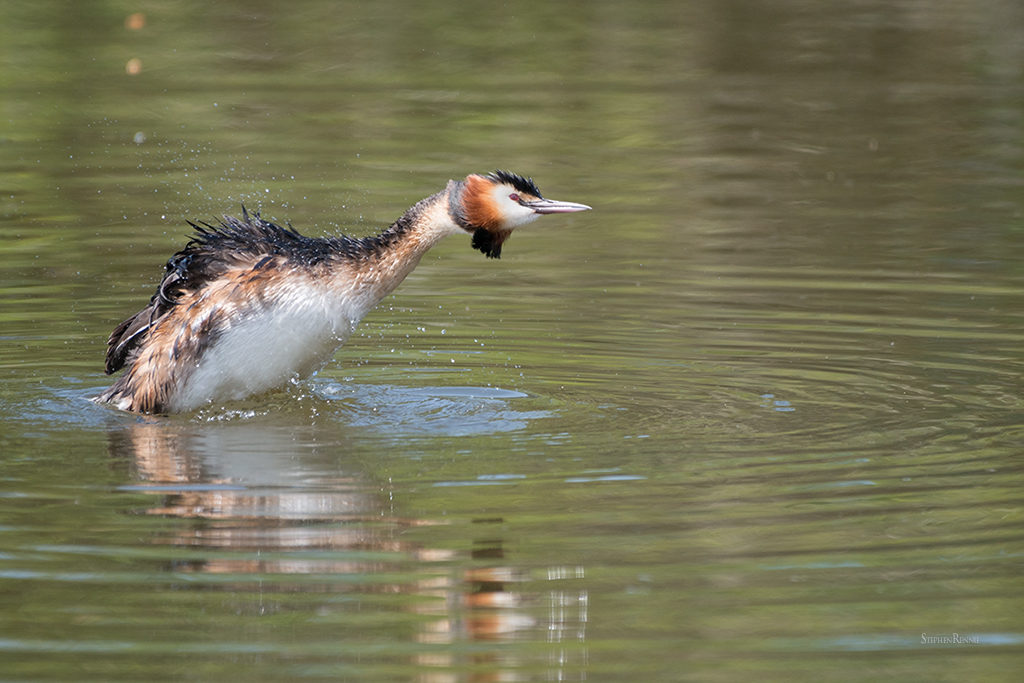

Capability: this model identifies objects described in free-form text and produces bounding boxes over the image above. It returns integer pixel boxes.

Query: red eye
[509,193,520,202]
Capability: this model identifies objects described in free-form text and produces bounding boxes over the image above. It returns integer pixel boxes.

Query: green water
[2,1,1023,680]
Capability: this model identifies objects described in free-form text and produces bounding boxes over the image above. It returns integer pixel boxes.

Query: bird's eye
[508,193,520,202]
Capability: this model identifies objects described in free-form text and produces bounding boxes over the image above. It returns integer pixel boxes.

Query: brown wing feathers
[103,209,283,375]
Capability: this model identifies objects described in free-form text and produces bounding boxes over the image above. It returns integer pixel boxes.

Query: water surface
[2,1,1023,680]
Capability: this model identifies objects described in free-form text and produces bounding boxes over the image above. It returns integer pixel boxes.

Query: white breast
[167,276,371,413]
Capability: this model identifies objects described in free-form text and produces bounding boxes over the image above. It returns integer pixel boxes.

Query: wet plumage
[96,171,591,414]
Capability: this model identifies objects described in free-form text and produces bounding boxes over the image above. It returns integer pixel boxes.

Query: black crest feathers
[485,170,542,198]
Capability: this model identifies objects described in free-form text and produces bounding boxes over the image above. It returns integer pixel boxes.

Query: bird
[95,170,591,414]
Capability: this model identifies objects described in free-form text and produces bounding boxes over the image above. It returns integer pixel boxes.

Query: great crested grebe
[96,170,591,414]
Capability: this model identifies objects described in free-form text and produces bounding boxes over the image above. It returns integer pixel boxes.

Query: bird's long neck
[328,181,465,316]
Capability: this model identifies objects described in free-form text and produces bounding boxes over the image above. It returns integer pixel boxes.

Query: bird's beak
[522,197,592,214]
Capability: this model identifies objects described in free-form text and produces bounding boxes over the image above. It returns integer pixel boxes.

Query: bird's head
[451,170,591,258]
